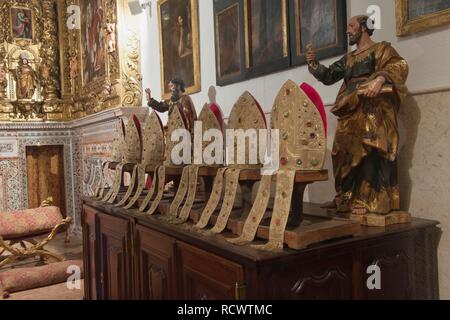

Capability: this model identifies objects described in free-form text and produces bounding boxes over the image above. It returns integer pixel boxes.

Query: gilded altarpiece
[0,0,143,122]
[0,0,63,122]
[63,0,143,119]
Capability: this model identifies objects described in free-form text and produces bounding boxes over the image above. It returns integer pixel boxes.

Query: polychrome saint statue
[307,15,409,216]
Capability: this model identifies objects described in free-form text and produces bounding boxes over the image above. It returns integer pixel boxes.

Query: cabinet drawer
[177,242,245,300]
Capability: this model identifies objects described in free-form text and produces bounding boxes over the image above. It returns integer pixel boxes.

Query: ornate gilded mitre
[227,92,267,168]
[198,103,225,165]
[110,119,126,163]
[142,112,165,166]
[122,115,143,164]
[164,105,190,167]
[272,80,327,170]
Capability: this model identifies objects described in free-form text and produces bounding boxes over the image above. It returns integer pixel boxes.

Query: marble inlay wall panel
[0,158,21,211]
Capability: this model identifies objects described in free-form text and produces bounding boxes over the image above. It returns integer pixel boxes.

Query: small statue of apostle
[145,78,197,133]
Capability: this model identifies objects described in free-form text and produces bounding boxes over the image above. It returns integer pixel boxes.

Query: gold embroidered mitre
[122,115,143,164]
[227,91,267,169]
[142,112,165,166]
[272,80,326,171]
[164,104,189,167]
[110,119,126,163]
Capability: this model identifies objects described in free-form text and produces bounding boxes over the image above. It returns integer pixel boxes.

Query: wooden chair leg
[34,250,64,263]
[0,255,20,269]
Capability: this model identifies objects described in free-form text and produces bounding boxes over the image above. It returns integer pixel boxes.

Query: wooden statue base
[236,216,359,250]
[352,211,412,227]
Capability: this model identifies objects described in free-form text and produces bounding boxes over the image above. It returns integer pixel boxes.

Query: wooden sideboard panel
[261,253,353,300]
[177,242,245,300]
[135,225,177,300]
[97,213,132,300]
[361,235,415,300]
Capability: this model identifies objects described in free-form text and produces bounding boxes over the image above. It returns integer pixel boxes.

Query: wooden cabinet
[97,213,133,300]
[82,200,440,300]
[82,205,98,300]
[83,205,133,300]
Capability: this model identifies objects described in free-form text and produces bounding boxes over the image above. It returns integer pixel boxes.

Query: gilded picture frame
[396,0,450,36]
[10,6,36,42]
[158,0,201,100]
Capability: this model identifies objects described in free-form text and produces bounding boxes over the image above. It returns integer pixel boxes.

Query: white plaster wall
[137,0,450,298]
[139,0,450,116]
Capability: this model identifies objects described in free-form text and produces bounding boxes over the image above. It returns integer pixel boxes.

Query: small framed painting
[244,0,290,78]
[214,0,246,86]
[10,7,34,41]
[289,0,347,67]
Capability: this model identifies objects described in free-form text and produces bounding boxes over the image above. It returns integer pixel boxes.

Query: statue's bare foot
[352,207,368,216]
[320,200,337,209]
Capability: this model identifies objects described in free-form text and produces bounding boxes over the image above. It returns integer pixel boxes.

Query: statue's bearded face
[347,18,363,46]
[348,28,363,46]
[169,81,181,102]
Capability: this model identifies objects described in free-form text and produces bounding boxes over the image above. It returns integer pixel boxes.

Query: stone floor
[0,233,84,300]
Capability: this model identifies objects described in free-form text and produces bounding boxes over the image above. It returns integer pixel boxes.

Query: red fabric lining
[300,82,328,135]
[209,103,225,132]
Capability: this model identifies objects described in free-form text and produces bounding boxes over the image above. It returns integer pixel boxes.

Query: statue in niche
[69,53,79,80]
[11,54,37,100]
[307,15,409,216]
[40,62,58,100]
[105,22,116,53]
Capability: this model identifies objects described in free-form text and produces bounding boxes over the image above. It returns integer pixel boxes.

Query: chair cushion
[0,206,63,240]
[0,260,83,294]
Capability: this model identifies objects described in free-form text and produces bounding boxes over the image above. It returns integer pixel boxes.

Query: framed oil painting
[158,0,201,99]
[289,0,347,67]
[10,7,34,41]
[396,0,450,36]
[80,0,107,88]
[244,0,290,78]
[214,0,246,86]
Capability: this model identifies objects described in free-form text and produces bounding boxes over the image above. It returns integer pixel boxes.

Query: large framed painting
[158,0,201,99]
[244,0,290,78]
[289,0,347,67]
[214,0,246,86]
[396,0,450,36]
[10,7,34,41]
[80,0,107,88]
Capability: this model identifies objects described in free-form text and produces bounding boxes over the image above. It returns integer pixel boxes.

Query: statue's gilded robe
[310,41,409,214]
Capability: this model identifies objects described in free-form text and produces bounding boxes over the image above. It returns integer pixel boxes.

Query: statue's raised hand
[145,88,152,102]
